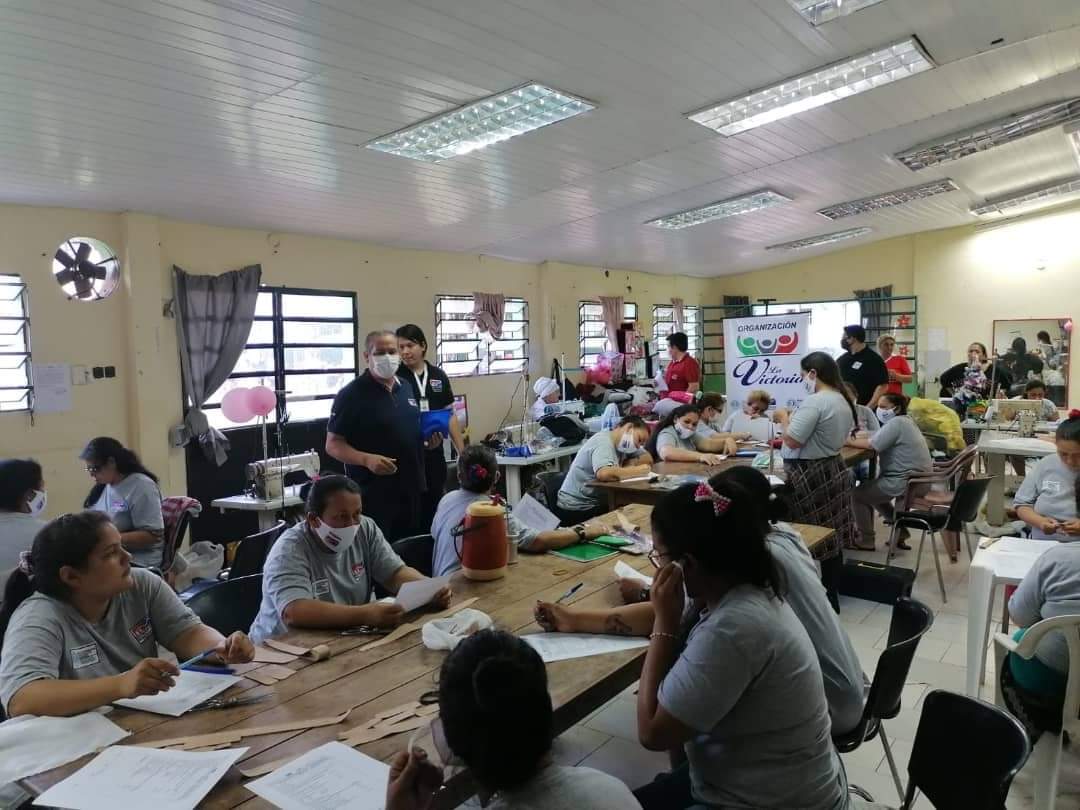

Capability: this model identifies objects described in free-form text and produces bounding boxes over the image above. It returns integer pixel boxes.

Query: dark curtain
[854,285,893,339]
[173,264,262,465]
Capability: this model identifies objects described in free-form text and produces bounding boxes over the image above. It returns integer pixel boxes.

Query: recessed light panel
[971,176,1080,217]
[817,179,958,220]
[766,227,873,251]
[646,190,791,230]
[788,0,888,25]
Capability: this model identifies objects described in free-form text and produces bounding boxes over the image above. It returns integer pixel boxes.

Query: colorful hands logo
[735,332,799,357]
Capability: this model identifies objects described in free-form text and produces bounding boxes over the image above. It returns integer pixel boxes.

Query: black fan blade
[79,261,108,281]
[55,268,77,286]
[54,249,76,269]
[75,242,92,263]
[74,276,93,298]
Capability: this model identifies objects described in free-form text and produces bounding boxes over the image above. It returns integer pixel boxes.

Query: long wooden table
[592,445,876,511]
[23,506,660,809]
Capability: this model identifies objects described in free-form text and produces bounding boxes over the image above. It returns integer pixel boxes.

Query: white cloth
[421,609,493,651]
[533,377,559,398]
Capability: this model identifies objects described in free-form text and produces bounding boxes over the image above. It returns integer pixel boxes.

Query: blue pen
[184,664,235,675]
[178,647,220,670]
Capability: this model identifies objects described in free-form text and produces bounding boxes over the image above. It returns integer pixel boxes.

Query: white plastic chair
[993,614,1080,810]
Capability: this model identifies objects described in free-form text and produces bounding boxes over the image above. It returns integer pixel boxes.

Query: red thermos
[455,500,509,581]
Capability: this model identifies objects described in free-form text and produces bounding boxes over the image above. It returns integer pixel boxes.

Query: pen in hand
[555,582,584,605]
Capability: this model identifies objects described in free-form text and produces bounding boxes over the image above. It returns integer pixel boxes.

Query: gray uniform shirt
[250,519,405,642]
[656,426,711,457]
[488,764,641,810]
[1008,542,1080,674]
[557,431,620,512]
[658,585,846,809]
[432,489,539,577]
[92,473,165,567]
[782,390,855,461]
[0,568,201,712]
[870,415,934,499]
[1014,454,1078,540]
[0,512,45,582]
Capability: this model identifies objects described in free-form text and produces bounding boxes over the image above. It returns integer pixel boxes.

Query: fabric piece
[249,519,405,642]
[0,568,202,712]
[837,346,889,406]
[472,292,505,339]
[557,431,620,512]
[1014,454,1079,540]
[0,512,44,582]
[420,608,493,651]
[160,495,202,573]
[488,764,641,810]
[870,414,933,498]
[91,473,165,568]
[599,295,624,350]
[670,297,685,333]
[173,263,262,465]
[783,455,857,558]
[782,390,854,461]
[431,489,539,577]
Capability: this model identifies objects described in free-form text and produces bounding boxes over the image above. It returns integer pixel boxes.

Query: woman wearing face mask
[431,446,607,576]
[645,406,736,465]
[0,459,47,581]
[721,389,773,442]
[1013,411,1080,541]
[385,629,640,810]
[772,352,859,609]
[249,475,451,643]
[0,511,254,718]
[938,341,1012,410]
[556,416,653,523]
[695,393,749,443]
[845,393,933,552]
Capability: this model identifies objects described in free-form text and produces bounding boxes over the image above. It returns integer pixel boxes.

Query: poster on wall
[723,312,810,411]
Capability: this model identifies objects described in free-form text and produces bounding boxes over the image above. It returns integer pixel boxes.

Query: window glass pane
[0,329,27,353]
[285,398,333,422]
[0,390,31,410]
[285,372,354,400]
[282,294,353,319]
[751,300,861,357]
[283,321,354,344]
[443,359,481,377]
[206,376,274,406]
[204,404,275,430]
[232,348,275,374]
[246,320,274,344]
[0,292,25,318]
[284,346,354,371]
[254,292,274,317]
[435,295,527,377]
[0,368,28,387]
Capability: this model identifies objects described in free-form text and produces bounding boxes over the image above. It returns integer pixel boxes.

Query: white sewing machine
[246,450,319,500]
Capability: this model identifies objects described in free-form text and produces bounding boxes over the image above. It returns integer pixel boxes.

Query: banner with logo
[723,312,811,411]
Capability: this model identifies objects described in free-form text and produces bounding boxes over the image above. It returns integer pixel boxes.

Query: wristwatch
[639,587,651,603]
[573,525,586,542]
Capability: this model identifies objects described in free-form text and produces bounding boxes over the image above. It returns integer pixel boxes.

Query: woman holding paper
[430,446,607,577]
[0,511,254,718]
[249,475,451,642]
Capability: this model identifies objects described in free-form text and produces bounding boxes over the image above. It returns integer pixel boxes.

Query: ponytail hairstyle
[879,392,910,416]
[1056,410,1080,516]
[650,476,786,598]
[457,445,498,494]
[645,404,699,460]
[718,465,793,526]
[300,474,360,516]
[0,459,43,512]
[80,437,159,508]
[802,351,858,435]
[438,629,553,792]
[0,511,112,645]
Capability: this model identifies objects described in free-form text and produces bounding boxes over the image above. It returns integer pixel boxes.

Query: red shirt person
[877,334,912,396]
[663,332,701,396]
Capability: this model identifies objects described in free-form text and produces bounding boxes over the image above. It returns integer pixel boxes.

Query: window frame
[0,274,32,413]
[579,300,638,368]
[205,285,359,429]
[750,298,862,357]
[434,294,529,378]
[651,304,702,364]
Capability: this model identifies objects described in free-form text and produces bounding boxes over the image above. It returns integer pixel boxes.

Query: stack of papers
[114,669,240,716]
[522,633,649,663]
[247,741,391,809]
[0,712,129,783]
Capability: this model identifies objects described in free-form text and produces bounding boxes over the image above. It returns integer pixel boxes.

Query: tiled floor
[551,517,1080,809]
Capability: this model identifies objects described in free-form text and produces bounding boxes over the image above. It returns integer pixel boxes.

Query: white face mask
[802,373,817,395]
[617,432,639,455]
[675,423,696,440]
[311,518,359,553]
[27,490,46,516]
[876,407,896,424]
[368,352,400,380]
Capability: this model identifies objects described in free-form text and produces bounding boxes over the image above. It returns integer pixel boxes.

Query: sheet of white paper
[247,741,390,810]
[927,328,948,352]
[114,669,240,716]
[767,475,785,487]
[395,574,451,612]
[31,363,72,413]
[33,745,247,810]
[614,560,653,587]
[521,633,649,663]
[0,712,130,783]
[619,475,654,484]
[512,493,560,533]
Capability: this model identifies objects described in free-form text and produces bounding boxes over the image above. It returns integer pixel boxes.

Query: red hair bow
[694,482,732,516]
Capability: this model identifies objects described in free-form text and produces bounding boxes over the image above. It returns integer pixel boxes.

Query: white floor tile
[583,697,640,742]
[577,736,671,791]
[552,725,610,766]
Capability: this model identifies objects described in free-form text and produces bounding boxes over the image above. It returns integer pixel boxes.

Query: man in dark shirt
[837,324,889,408]
[326,330,425,541]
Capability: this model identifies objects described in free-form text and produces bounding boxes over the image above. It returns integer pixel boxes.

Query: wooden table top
[23,505,658,808]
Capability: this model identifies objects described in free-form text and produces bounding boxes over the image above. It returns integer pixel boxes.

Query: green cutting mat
[550,543,621,563]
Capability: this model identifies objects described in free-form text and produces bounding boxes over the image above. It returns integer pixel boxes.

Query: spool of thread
[304,644,332,662]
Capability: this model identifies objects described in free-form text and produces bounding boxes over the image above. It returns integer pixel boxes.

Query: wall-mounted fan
[52,237,120,301]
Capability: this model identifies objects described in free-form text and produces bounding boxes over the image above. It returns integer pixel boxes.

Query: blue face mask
[876,407,896,424]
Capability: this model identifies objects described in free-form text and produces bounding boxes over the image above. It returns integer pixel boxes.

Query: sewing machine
[246,450,320,500]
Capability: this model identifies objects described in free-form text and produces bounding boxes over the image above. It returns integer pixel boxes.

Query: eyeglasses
[647,549,676,569]
[85,465,101,474]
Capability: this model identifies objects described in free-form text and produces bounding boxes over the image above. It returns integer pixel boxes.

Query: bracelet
[573,525,586,542]
[649,631,678,642]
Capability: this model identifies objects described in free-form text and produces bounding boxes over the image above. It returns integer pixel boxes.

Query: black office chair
[901,690,1030,809]
[835,597,935,804]
[892,476,992,603]
[184,574,264,636]
[226,520,287,580]
[392,533,435,577]
[536,470,568,513]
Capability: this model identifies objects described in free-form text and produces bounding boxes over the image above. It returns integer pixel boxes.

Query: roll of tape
[305,644,332,662]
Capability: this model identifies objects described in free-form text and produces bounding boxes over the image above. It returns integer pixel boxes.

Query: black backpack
[539,413,589,445]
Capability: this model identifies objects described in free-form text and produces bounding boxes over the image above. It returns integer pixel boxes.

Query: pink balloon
[221,387,255,423]
[247,385,277,417]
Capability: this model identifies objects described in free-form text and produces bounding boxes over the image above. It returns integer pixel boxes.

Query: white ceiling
[2,0,1080,276]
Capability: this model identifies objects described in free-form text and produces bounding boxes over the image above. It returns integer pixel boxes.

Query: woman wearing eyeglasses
[80,437,165,569]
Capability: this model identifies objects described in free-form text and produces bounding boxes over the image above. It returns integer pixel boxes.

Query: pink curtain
[671,297,685,333]
[472,292,505,339]
[599,295,624,349]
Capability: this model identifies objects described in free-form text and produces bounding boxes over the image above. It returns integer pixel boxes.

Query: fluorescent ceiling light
[1069,122,1080,166]
[766,226,873,251]
[895,99,1080,171]
[788,0,888,26]
[366,83,594,162]
[971,176,1080,217]
[687,37,933,137]
[646,190,791,230]
[817,179,958,220]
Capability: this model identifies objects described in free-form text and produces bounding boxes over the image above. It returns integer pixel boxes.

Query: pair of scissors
[191,694,270,712]
[339,625,390,636]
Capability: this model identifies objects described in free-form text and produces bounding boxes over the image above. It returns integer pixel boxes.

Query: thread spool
[304,644,332,662]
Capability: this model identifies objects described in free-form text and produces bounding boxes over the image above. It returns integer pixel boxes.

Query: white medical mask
[311,518,359,553]
[802,373,817,395]
[876,407,896,424]
[27,489,46,516]
[675,423,696,440]
[368,352,400,380]
[617,432,639,455]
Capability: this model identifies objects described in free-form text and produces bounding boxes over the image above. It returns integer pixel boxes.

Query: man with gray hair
[326,330,425,540]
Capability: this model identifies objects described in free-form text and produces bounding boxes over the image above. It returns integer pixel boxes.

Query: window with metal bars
[579,301,637,368]
[435,295,529,377]
[205,287,358,430]
[0,274,31,412]
[652,304,701,366]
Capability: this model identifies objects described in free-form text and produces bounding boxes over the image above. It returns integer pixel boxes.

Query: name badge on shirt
[351,562,366,582]
[430,379,443,393]
[419,398,430,413]
[70,642,100,670]
[313,578,331,597]
[129,616,154,645]
[851,361,863,370]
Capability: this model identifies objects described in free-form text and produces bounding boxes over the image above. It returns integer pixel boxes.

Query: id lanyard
[412,366,429,412]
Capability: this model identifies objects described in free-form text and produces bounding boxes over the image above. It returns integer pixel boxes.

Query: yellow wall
[0,205,712,517]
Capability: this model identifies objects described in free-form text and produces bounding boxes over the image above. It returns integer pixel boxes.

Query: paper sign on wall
[31,363,72,413]
[723,313,811,411]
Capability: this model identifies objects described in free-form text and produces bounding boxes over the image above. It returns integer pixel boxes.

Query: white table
[496,444,583,504]
[977,432,1057,525]
[965,536,1057,696]
[211,484,304,531]
[961,420,1059,433]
